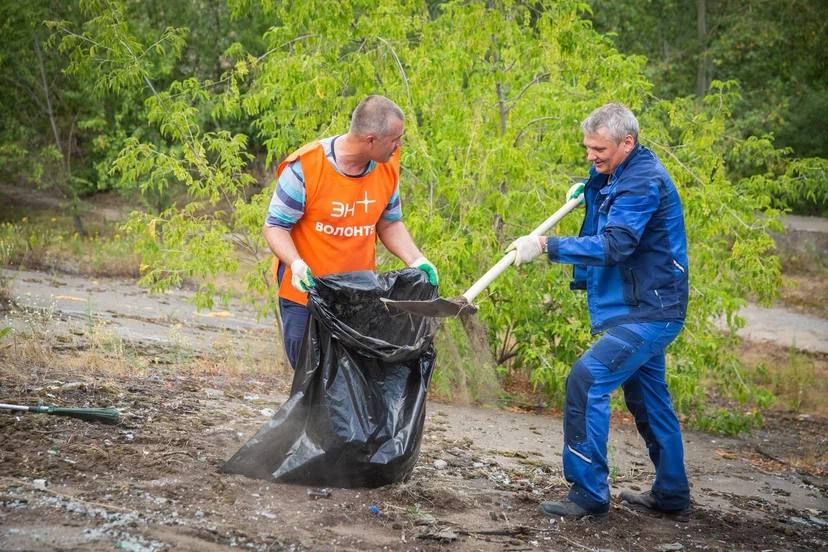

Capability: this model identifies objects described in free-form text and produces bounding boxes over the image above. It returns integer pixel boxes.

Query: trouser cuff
[568,485,610,514]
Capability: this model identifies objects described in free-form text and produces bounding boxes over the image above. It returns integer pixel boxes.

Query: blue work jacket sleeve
[547,177,660,266]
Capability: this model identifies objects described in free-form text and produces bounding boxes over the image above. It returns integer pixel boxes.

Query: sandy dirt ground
[1,268,827,551]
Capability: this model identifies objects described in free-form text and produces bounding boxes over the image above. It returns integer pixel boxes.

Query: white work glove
[290,258,315,292]
[506,236,546,266]
[567,182,586,208]
[409,256,439,286]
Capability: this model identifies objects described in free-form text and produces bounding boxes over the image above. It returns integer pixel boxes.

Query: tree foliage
[3,0,806,423]
[587,0,828,167]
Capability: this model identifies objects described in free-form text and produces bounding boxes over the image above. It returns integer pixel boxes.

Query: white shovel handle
[461,197,581,303]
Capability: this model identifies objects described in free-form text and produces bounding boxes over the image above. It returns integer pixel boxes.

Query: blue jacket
[547,144,689,333]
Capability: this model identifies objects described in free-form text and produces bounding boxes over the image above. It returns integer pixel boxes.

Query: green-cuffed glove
[290,258,315,292]
[409,256,439,286]
[567,182,586,207]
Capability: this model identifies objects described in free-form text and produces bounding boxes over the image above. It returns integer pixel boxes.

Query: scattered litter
[808,516,828,527]
[306,488,332,500]
[259,408,275,417]
[369,504,380,515]
[32,479,48,491]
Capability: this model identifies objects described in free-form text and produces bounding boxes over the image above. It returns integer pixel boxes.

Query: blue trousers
[276,263,310,370]
[563,320,689,513]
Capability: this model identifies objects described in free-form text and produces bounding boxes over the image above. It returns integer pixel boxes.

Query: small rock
[417,529,458,542]
[433,459,448,470]
[655,544,683,551]
[259,408,276,417]
[472,462,485,468]
[32,479,48,491]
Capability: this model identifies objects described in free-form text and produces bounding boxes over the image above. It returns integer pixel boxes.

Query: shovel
[382,197,582,317]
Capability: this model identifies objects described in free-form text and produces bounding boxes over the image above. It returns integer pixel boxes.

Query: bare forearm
[376,219,422,265]
[263,225,301,265]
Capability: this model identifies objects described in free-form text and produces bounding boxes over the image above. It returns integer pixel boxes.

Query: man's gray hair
[350,95,404,137]
[581,103,639,143]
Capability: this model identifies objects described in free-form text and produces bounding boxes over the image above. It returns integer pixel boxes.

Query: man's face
[368,117,404,162]
[583,127,634,175]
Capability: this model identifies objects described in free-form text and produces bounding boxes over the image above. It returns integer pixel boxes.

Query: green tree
[48,0,784,423]
[587,0,828,162]
[0,1,106,235]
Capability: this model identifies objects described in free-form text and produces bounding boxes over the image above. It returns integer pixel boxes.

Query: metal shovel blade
[381,199,580,319]
[380,296,477,317]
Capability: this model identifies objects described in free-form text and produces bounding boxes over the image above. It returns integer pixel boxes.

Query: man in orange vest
[263,95,438,368]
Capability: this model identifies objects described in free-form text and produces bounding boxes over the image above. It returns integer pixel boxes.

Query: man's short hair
[350,95,404,137]
[581,103,639,143]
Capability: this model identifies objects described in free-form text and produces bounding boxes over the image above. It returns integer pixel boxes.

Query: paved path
[736,303,828,354]
[4,266,827,355]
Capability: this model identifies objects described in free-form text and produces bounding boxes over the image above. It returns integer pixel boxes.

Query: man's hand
[409,256,439,286]
[290,258,315,292]
[506,236,546,266]
[567,182,585,207]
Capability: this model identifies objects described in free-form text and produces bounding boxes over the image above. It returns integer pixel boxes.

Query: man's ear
[624,134,635,153]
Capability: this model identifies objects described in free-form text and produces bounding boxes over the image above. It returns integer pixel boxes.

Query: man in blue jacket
[508,103,690,519]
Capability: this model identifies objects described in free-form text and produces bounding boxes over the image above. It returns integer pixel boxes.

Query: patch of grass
[777,272,828,318]
[0,217,139,277]
[772,348,817,412]
[692,407,764,435]
[741,341,826,415]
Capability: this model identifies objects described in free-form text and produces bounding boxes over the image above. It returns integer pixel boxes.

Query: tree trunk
[696,0,709,98]
[70,197,88,238]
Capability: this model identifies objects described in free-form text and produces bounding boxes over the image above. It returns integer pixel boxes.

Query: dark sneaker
[619,490,690,522]
[538,499,608,519]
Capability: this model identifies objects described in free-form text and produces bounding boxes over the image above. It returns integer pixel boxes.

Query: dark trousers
[276,263,310,369]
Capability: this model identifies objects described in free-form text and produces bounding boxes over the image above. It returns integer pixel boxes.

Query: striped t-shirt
[265,136,402,229]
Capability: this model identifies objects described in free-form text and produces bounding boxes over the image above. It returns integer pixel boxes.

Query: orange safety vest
[272,141,400,305]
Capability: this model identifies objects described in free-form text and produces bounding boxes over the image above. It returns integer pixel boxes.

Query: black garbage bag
[221,269,439,488]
